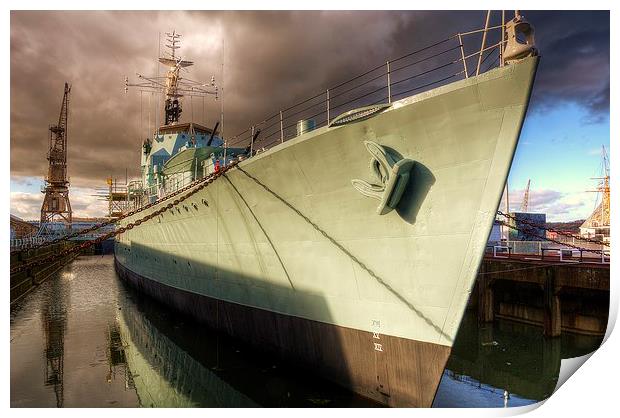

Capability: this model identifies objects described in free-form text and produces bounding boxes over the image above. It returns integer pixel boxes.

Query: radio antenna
[221,35,226,161]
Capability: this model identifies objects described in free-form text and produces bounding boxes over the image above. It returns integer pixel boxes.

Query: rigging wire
[497,210,608,247]
[140,91,143,140]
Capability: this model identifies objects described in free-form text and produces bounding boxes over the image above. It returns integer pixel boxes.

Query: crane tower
[521,179,531,212]
[40,82,72,229]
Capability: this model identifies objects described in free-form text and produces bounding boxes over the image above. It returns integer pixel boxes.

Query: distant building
[36,216,114,239]
[546,230,559,240]
[487,219,503,245]
[10,215,38,239]
[507,212,546,241]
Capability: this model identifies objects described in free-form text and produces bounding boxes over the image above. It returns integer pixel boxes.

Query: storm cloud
[10,10,609,189]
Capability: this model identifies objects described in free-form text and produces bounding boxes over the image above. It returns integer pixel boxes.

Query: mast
[581,145,610,241]
[156,31,161,134]
[595,145,610,227]
[125,30,218,129]
[221,36,226,161]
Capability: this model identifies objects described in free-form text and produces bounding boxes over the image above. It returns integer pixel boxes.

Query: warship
[115,13,539,407]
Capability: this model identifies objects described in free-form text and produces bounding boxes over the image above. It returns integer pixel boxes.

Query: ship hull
[115,56,539,407]
[115,258,450,406]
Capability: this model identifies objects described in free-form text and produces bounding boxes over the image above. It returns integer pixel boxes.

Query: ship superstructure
[116,13,539,407]
[125,31,245,207]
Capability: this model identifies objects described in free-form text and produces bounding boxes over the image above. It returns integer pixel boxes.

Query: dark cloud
[10,10,610,188]
[525,10,609,120]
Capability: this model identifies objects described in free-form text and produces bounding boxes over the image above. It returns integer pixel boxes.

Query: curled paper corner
[467,400,545,416]
[553,353,595,394]
[492,355,596,416]
[544,275,616,404]
[501,401,545,416]
[602,295,617,344]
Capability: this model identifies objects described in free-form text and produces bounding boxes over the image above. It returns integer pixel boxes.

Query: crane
[520,179,531,212]
[40,82,73,231]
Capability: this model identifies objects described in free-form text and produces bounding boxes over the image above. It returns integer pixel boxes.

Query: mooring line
[223,173,296,290]
[235,165,452,342]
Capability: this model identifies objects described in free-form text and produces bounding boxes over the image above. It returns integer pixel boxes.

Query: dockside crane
[40,82,73,231]
[521,179,531,212]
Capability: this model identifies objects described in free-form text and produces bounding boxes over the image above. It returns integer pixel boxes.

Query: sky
[9,10,610,222]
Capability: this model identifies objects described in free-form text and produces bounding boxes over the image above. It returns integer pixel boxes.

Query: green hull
[115,56,539,406]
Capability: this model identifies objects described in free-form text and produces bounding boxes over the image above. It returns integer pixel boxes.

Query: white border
[4,2,616,417]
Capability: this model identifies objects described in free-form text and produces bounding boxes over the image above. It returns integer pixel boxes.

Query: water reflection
[433,311,603,407]
[41,270,70,407]
[106,321,135,391]
[11,255,376,407]
[10,255,604,408]
[11,256,140,407]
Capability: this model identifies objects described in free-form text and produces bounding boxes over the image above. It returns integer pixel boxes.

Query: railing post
[500,10,505,67]
[326,89,330,125]
[458,33,469,78]
[386,61,392,103]
[476,10,491,75]
[280,110,284,143]
[250,125,255,155]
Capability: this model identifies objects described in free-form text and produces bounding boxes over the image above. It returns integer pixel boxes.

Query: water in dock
[10,255,603,408]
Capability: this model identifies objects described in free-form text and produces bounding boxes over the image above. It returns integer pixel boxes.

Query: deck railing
[486,240,610,263]
[10,236,46,250]
[127,12,528,213]
[227,14,514,152]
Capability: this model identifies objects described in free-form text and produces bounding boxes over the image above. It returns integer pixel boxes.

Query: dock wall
[470,258,609,337]
[10,242,79,304]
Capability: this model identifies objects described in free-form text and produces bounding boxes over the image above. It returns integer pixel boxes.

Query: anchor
[351,141,415,215]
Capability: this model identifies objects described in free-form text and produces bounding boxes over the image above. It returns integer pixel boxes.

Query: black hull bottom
[114,257,451,407]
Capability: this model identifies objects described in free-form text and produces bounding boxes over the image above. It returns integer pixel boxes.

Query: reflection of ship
[116,285,378,407]
[116,290,258,407]
[115,14,539,406]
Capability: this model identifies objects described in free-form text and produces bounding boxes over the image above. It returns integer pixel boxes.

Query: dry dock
[472,255,609,337]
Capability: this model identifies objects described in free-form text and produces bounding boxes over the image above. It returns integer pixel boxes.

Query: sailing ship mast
[580,145,610,242]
